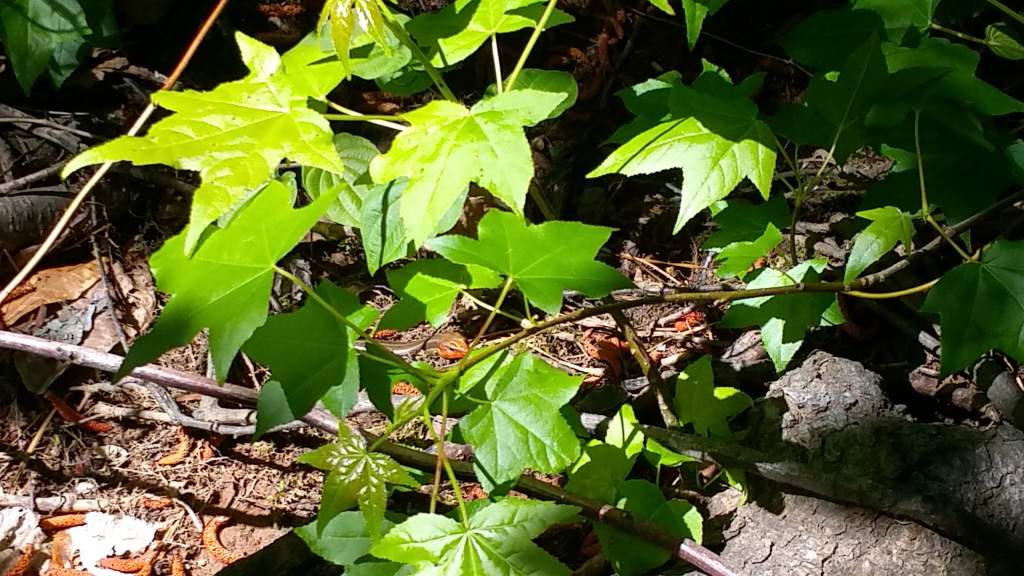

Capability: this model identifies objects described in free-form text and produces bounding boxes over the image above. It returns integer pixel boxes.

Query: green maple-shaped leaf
[380,259,502,330]
[771,35,887,163]
[781,7,884,71]
[852,0,937,41]
[300,427,418,537]
[318,0,389,77]
[592,480,702,576]
[116,180,331,383]
[673,355,752,438]
[703,194,790,279]
[408,0,573,67]
[566,442,633,503]
[302,133,381,228]
[370,90,565,245]
[606,71,685,144]
[371,499,578,575]
[244,282,378,438]
[458,351,582,491]
[0,0,90,93]
[428,211,630,314]
[295,510,394,566]
[589,71,776,233]
[844,206,914,283]
[883,38,1024,117]
[485,69,579,121]
[922,240,1024,375]
[680,0,729,49]
[720,260,843,371]
[62,32,346,252]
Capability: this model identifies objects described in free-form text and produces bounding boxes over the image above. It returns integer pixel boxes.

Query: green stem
[913,111,976,262]
[929,23,988,46]
[469,276,514,348]
[460,289,524,324]
[273,266,437,383]
[504,0,559,91]
[458,278,941,373]
[377,3,457,102]
[369,369,459,451]
[985,0,1024,26]
[771,135,803,267]
[491,35,503,94]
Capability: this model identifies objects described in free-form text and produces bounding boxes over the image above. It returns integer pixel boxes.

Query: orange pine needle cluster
[43,568,91,576]
[170,551,188,576]
[40,514,87,532]
[97,549,157,573]
[49,530,72,568]
[7,544,34,576]
[155,427,193,466]
[43,392,113,433]
[140,496,174,510]
[202,517,241,564]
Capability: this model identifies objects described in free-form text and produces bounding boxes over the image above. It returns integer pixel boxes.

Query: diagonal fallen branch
[0,329,738,576]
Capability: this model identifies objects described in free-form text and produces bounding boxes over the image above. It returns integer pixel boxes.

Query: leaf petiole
[504,0,560,91]
[323,101,408,131]
[913,111,976,263]
[375,0,458,101]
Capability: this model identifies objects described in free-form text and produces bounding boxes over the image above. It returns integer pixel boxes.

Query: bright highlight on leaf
[408,0,573,67]
[61,32,346,253]
[704,195,790,279]
[720,259,843,372]
[245,282,378,438]
[922,240,1024,376]
[458,351,583,491]
[300,428,418,538]
[371,499,579,576]
[116,181,332,383]
[844,206,914,283]
[370,89,566,245]
[318,0,390,78]
[680,0,730,49]
[428,210,631,314]
[380,259,502,330]
[589,71,776,234]
[674,355,752,438]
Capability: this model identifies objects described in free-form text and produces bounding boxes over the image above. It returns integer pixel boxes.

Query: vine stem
[0,329,738,574]
[985,0,1024,26]
[377,1,457,102]
[504,0,560,91]
[914,111,976,262]
[929,23,988,46]
[324,101,408,131]
[272,266,437,383]
[0,0,231,308]
[460,288,524,324]
[470,276,514,348]
[490,35,503,94]
[459,278,941,372]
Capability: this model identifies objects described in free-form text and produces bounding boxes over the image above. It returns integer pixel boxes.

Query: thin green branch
[460,288,524,324]
[377,2,458,102]
[929,22,987,46]
[985,0,1024,26]
[504,0,559,91]
[469,276,514,348]
[491,35,503,94]
[323,101,408,131]
[914,111,976,262]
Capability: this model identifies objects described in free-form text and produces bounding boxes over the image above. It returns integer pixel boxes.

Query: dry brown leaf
[1,262,100,325]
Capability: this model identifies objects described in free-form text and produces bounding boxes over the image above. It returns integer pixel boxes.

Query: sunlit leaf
[428,211,630,314]
[589,71,776,233]
[673,356,752,438]
[370,90,565,245]
[844,206,915,283]
[371,499,578,575]
[116,181,332,382]
[300,427,418,537]
[244,282,377,438]
[380,259,502,330]
[62,32,345,252]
